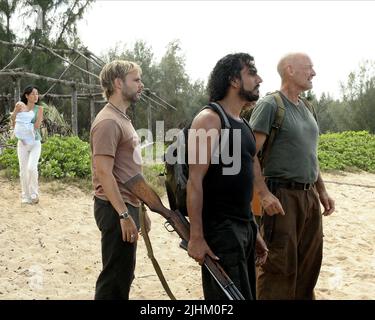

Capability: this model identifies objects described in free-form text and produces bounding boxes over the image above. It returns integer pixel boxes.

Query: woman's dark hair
[207,53,254,101]
[20,85,39,104]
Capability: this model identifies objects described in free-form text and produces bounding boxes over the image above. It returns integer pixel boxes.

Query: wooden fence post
[86,59,96,124]
[71,85,78,135]
[13,76,20,106]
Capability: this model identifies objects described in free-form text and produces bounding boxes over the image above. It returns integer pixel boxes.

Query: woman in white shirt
[14,104,36,145]
[11,85,43,204]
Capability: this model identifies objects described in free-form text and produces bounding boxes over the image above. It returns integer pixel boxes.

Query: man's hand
[255,231,269,266]
[188,237,219,265]
[319,191,335,216]
[260,190,285,216]
[120,217,139,243]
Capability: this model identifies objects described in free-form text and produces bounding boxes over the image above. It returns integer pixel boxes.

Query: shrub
[0,135,91,179]
[0,138,19,178]
[143,163,165,196]
[40,136,91,178]
[318,131,375,172]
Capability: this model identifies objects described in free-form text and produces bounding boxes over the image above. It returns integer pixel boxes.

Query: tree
[340,60,375,133]
[0,0,18,42]
[20,0,93,46]
[101,39,208,134]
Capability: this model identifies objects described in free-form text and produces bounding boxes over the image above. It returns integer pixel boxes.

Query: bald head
[277,53,310,79]
[277,52,316,91]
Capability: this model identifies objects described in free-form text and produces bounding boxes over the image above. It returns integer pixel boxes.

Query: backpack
[249,91,318,215]
[164,102,252,216]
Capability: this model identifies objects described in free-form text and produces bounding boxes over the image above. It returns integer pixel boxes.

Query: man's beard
[122,90,140,103]
[239,84,259,102]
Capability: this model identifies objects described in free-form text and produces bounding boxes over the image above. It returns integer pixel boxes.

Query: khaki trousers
[256,185,323,300]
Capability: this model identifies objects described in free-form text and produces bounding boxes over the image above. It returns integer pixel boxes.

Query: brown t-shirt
[90,104,142,207]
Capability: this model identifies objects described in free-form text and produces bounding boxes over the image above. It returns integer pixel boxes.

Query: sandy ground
[0,171,374,300]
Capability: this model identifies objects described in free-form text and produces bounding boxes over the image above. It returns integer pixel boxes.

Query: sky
[75,0,375,100]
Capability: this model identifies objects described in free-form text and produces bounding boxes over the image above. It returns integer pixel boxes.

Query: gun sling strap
[140,204,176,300]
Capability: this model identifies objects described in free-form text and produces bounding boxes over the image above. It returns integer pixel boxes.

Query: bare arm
[186,109,220,265]
[94,155,139,242]
[253,131,285,216]
[315,170,335,216]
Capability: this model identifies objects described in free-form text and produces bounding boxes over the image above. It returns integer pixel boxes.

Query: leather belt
[267,179,314,191]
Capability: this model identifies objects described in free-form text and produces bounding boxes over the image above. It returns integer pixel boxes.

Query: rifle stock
[123,174,245,300]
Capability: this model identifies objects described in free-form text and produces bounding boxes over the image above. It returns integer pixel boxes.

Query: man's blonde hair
[99,60,142,99]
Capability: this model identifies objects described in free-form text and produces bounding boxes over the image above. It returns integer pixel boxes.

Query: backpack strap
[241,116,256,142]
[260,91,286,166]
[299,96,318,122]
[203,102,232,129]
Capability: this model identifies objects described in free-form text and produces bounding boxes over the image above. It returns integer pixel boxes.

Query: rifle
[123,173,245,300]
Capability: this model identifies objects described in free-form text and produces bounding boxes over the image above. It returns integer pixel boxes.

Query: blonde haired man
[91,60,150,299]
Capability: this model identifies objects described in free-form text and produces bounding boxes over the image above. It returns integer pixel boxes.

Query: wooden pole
[86,59,96,124]
[71,86,78,135]
[89,98,95,124]
[2,93,11,114]
[13,77,21,106]
[147,102,152,143]
[0,70,100,90]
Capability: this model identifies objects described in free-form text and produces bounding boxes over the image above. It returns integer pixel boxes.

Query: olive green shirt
[250,92,319,183]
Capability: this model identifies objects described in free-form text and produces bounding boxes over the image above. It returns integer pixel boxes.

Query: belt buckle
[303,183,311,191]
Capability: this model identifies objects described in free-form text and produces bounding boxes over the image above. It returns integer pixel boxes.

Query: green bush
[0,135,91,179]
[143,163,166,196]
[40,136,91,178]
[2,131,374,184]
[0,138,19,178]
[318,131,375,172]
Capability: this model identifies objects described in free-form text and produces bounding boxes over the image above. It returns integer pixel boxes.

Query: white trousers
[17,140,41,200]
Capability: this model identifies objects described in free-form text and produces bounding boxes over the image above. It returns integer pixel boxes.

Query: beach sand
[0,171,374,300]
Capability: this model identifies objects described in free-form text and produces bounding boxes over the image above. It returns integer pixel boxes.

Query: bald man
[250,53,335,300]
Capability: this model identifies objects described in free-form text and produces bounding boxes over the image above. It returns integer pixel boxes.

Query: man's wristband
[119,211,130,220]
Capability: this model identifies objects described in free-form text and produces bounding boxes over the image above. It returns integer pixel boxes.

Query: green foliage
[318,131,375,172]
[317,60,375,134]
[41,103,72,137]
[0,135,91,179]
[40,135,91,178]
[0,135,167,195]
[105,39,208,133]
[0,138,18,178]
[143,163,166,197]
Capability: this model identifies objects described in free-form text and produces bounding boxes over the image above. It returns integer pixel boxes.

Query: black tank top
[202,110,256,224]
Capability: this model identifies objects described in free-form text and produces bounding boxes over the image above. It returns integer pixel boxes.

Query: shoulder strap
[260,91,286,166]
[140,204,176,300]
[203,102,232,129]
[241,116,256,141]
[299,96,318,122]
